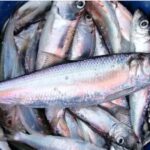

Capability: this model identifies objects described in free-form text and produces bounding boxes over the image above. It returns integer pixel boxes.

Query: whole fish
[36,1,85,70]
[14,1,52,33]
[72,107,137,149]
[12,132,106,150]
[129,10,150,140]
[85,1,121,53]
[0,54,149,108]
[68,13,95,60]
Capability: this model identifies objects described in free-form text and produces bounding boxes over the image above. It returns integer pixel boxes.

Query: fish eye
[117,136,124,145]
[76,1,86,9]
[85,14,92,20]
[140,19,149,29]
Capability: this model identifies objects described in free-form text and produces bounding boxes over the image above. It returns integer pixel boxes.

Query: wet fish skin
[36,1,85,70]
[12,132,106,150]
[72,106,137,149]
[0,54,150,108]
[76,117,106,147]
[0,18,24,80]
[94,28,108,56]
[129,10,150,140]
[85,1,121,53]
[14,1,52,32]
[112,2,132,42]
[68,13,95,60]
[99,103,130,126]
[18,106,50,135]
[24,24,41,73]
[130,10,150,52]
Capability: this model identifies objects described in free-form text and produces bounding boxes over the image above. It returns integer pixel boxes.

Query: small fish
[72,107,137,149]
[0,18,24,80]
[24,24,41,73]
[94,28,109,56]
[12,132,106,150]
[112,2,132,42]
[129,10,150,140]
[130,10,150,52]
[14,1,52,33]
[49,109,70,137]
[76,117,106,147]
[0,54,149,108]
[36,1,85,70]
[14,23,39,58]
[99,103,130,126]
[85,1,121,53]
[68,13,95,60]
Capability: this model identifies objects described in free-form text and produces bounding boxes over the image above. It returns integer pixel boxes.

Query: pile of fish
[0,0,150,149]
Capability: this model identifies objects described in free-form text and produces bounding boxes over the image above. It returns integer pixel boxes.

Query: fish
[24,23,41,73]
[14,23,39,58]
[0,18,24,80]
[18,106,50,135]
[94,28,108,57]
[72,106,137,149]
[99,102,130,126]
[110,143,128,150]
[129,10,150,140]
[130,10,150,52]
[48,109,70,136]
[76,117,106,147]
[12,132,106,150]
[112,2,132,42]
[0,127,11,150]
[0,54,149,108]
[36,1,85,70]
[14,1,52,33]
[68,12,95,60]
[85,1,121,53]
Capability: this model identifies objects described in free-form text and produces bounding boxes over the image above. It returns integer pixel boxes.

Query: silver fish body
[129,10,150,140]
[86,1,121,53]
[72,107,137,149]
[36,1,85,70]
[14,1,52,32]
[13,132,106,150]
[94,28,108,56]
[0,54,149,108]
[1,18,24,80]
[68,13,95,60]
[99,103,130,126]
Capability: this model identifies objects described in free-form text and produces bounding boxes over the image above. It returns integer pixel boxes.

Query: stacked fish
[0,1,150,149]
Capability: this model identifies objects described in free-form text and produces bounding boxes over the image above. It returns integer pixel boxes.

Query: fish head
[110,123,138,149]
[128,54,150,85]
[56,1,86,20]
[132,9,149,36]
